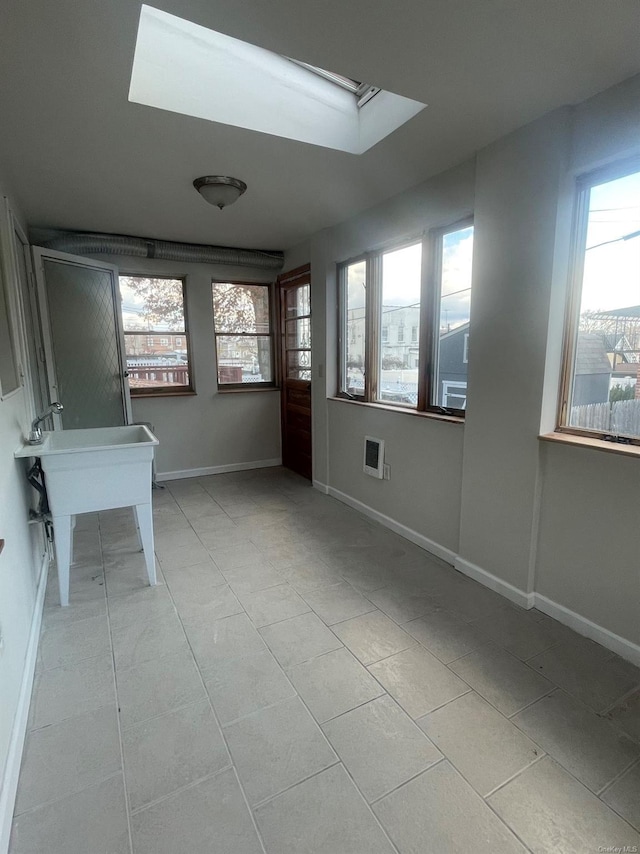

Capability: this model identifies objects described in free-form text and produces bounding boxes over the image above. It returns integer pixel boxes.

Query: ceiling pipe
[41,231,284,271]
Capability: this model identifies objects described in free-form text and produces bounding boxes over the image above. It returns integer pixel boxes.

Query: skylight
[129,6,426,155]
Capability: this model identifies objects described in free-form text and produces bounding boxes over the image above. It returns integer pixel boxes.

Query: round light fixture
[193,176,247,209]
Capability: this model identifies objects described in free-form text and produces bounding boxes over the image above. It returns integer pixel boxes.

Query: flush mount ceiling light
[193,176,247,209]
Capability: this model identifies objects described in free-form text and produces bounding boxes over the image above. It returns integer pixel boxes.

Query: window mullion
[417,234,435,411]
[558,184,591,429]
[366,254,382,402]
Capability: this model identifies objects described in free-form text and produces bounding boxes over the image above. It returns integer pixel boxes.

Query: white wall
[96,254,282,477]
[292,74,640,660]
[0,190,47,845]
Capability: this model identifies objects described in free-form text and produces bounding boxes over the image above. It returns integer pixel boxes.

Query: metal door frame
[32,246,132,428]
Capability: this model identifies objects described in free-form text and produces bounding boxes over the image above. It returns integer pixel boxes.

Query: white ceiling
[1,0,639,251]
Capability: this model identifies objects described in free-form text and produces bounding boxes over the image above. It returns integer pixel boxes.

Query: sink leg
[134,503,157,587]
[53,514,72,607]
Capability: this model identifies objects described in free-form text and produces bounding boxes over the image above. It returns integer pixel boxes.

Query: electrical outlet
[383,463,391,480]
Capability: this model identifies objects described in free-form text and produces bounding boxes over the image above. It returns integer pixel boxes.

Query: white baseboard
[157,458,282,481]
[534,593,640,668]
[454,556,535,610]
[0,553,49,854]
[327,486,457,566]
[312,480,329,495]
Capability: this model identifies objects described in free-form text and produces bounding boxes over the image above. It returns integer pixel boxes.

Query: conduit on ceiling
[42,232,284,271]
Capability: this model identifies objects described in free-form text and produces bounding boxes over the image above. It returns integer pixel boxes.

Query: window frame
[338,218,473,418]
[557,157,640,447]
[212,280,276,391]
[120,274,194,398]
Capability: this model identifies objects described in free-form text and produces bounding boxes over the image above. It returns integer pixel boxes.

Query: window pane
[432,225,474,409]
[567,171,640,438]
[285,284,310,317]
[216,335,272,383]
[120,277,186,332]
[124,333,190,390]
[287,349,311,380]
[378,243,421,407]
[286,317,311,350]
[344,261,366,395]
[213,283,270,333]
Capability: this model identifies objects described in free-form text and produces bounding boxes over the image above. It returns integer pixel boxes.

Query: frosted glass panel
[44,259,126,428]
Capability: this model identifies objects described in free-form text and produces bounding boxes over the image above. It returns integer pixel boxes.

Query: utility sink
[15,425,159,606]
[15,424,158,456]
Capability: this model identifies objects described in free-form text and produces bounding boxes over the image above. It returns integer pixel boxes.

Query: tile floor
[9,467,640,854]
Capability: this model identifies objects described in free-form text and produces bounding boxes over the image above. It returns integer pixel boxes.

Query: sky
[581,171,640,314]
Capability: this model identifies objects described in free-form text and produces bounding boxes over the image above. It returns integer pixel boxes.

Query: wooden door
[279,265,312,480]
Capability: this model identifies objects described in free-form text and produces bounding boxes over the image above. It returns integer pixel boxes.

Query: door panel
[33,247,132,429]
[279,267,312,480]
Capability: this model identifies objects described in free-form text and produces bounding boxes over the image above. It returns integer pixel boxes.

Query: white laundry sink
[15,425,159,605]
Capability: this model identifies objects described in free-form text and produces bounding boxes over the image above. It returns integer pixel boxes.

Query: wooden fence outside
[570,398,640,436]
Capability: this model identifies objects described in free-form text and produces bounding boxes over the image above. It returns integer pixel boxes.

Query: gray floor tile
[332,611,416,666]
[131,767,263,854]
[374,761,526,854]
[605,688,640,744]
[404,608,490,663]
[155,539,212,570]
[42,582,107,628]
[470,606,561,660]
[278,559,344,594]
[209,541,263,570]
[162,559,226,595]
[108,584,175,629]
[16,706,121,814]
[287,647,385,722]
[323,695,442,802]
[37,614,110,671]
[527,642,640,712]
[184,612,267,669]
[432,579,513,621]
[602,761,640,831]
[260,612,342,668]
[174,583,243,626]
[254,763,395,854]
[450,644,553,716]
[29,653,115,729]
[122,699,230,810]
[512,689,640,793]
[222,560,285,595]
[202,649,296,725]
[10,774,130,854]
[366,585,436,624]
[224,696,337,805]
[418,691,541,796]
[301,581,377,625]
[239,583,310,627]
[116,649,205,729]
[369,645,469,719]
[111,612,190,670]
[489,756,640,853]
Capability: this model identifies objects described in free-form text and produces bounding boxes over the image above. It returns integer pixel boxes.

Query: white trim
[312,480,329,494]
[0,553,49,854]
[454,555,535,610]
[156,458,282,481]
[534,593,640,667]
[327,486,457,566]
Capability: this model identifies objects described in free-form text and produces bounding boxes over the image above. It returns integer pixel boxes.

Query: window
[560,162,640,443]
[119,276,192,395]
[212,282,274,387]
[338,220,474,414]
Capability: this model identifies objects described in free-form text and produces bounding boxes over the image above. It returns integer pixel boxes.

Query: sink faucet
[28,402,64,444]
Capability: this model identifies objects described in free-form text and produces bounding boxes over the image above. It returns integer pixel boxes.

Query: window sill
[329,396,464,424]
[131,390,197,399]
[217,386,280,394]
[539,431,640,459]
